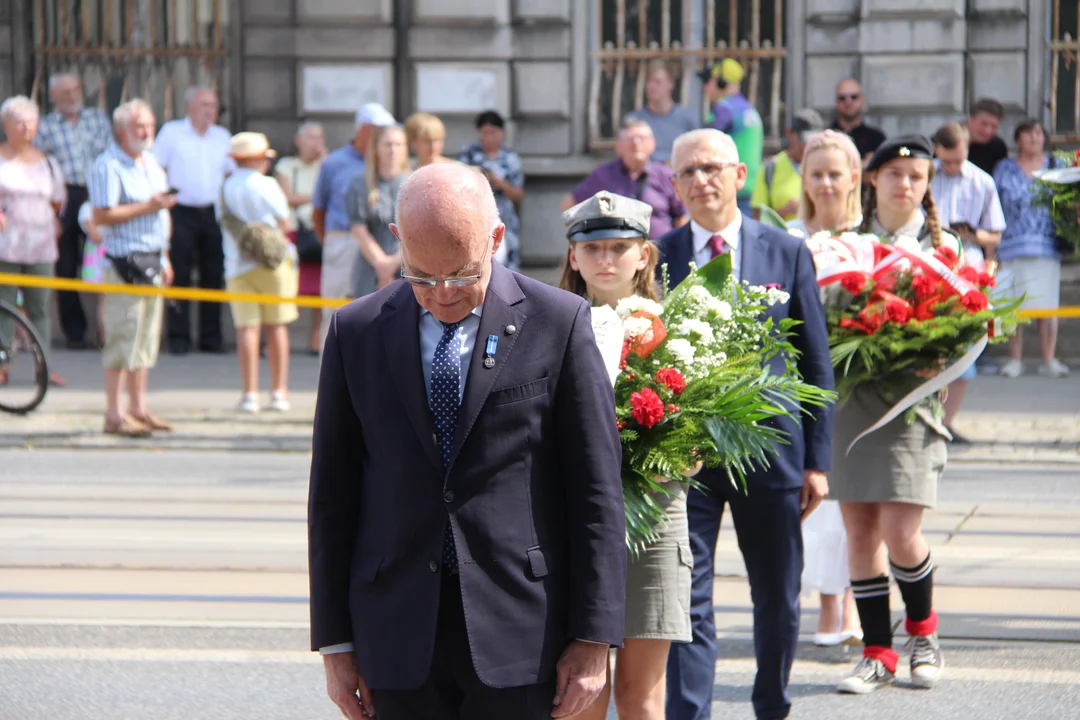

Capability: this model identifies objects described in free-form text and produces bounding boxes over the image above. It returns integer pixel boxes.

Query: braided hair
[860,159,943,247]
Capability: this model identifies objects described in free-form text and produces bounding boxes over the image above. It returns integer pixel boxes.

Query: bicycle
[0,296,49,414]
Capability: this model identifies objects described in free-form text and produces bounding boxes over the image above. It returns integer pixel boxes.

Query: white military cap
[562,190,652,242]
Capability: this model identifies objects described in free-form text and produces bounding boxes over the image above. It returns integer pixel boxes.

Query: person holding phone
[929,122,1006,439]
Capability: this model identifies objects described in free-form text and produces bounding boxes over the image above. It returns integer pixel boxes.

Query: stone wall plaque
[301,64,387,113]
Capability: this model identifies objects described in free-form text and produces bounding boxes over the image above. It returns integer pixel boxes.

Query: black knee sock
[891,552,934,622]
[851,575,892,649]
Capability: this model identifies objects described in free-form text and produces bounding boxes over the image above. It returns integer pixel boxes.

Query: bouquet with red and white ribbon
[601,254,835,555]
[806,231,1021,450]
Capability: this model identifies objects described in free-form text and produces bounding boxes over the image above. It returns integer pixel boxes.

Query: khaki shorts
[226,261,300,328]
[101,266,164,371]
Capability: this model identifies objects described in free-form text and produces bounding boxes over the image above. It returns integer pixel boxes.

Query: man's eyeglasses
[674,162,738,182]
[837,93,861,102]
[400,241,492,289]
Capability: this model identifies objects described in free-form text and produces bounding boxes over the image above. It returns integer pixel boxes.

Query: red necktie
[709,234,728,259]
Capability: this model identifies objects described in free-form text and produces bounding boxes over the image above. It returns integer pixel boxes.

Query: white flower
[892,235,923,256]
[616,295,664,319]
[667,338,695,365]
[765,288,791,306]
[623,316,654,339]
[709,299,733,321]
[677,319,713,343]
[687,285,712,304]
[837,231,866,246]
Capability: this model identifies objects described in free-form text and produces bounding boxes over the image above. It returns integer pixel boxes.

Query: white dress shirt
[152,118,235,207]
[690,212,743,281]
[319,303,482,657]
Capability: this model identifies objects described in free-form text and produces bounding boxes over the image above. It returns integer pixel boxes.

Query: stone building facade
[1,0,1076,268]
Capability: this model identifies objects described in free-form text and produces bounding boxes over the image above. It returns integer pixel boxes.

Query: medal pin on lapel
[483,334,498,369]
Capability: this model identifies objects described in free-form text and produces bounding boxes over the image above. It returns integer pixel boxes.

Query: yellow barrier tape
[0,272,350,310]
[2,271,1080,319]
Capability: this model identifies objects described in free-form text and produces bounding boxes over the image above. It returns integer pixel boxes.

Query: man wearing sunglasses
[831,77,886,167]
[309,163,627,720]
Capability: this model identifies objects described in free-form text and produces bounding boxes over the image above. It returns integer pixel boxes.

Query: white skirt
[801,500,850,597]
[998,257,1061,310]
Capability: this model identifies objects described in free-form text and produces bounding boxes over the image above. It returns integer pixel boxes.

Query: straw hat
[230,132,277,160]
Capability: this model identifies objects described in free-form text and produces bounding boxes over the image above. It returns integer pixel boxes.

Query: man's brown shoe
[104,415,152,438]
[131,412,173,431]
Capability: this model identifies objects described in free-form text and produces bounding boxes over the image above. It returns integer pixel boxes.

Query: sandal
[103,415,152,438]
[130,412,173,431]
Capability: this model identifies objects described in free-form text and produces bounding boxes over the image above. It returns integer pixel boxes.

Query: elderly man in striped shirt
[929,121,1007,441]
[88,99,177,438]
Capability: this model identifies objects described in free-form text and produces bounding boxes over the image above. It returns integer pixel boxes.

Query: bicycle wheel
[0,299,49,414]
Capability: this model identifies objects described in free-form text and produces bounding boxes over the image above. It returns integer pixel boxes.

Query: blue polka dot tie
[431,321,462,571]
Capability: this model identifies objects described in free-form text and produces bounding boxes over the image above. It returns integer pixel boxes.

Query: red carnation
[630,388,666,428]
[934,246,959,270]
[655,368,687,395]
[958,266,980,283]
[915,294,944,321]
[911,274,938,299]
[977,272,997,288]
[960,290,989,314]
[841,274,867,295]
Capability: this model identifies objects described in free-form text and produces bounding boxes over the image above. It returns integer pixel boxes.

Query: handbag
[292,165,322,263]
[218,186,289,270]
[107,251,163,285]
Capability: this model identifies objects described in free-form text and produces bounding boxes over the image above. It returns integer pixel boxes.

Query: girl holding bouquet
[832,135,958,694]
[559,190,692,720]
[790,130,865,647]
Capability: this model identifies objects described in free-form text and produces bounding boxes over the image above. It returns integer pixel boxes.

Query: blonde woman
[789,130,864,646]
[345,125,410,296]
[790,129,863,237]
[404,112,454,167]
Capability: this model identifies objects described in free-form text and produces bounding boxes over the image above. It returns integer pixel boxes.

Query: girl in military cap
[559,190,692,720]
[831,135,958,695]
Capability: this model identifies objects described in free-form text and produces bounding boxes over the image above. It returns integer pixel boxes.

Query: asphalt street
[1,449,1078,719]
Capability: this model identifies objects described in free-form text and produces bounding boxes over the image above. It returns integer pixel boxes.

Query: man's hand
[800,469,828,521]
[323,652,376,720]
[551,640,609,718]
[161,263,174,288]
[779,198,800,218]
[0,210,7,232]
[148,193,178,213]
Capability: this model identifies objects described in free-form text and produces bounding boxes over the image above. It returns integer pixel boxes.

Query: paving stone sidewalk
[2,349,1079,461]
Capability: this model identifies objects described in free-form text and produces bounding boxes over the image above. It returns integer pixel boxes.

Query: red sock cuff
[905,610,939,637]
[863,645,899,674]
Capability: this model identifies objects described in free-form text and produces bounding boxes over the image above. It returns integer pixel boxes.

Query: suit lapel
[738,218,770,287]
[663,224,695,290]
[380,287,443,474]
[450,264,526,470]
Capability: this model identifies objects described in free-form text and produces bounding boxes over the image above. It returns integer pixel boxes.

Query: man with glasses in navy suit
[659,128,835,720]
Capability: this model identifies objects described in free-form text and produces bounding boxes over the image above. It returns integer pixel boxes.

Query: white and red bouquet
[807,231,1021,447]
[597,255,836,555]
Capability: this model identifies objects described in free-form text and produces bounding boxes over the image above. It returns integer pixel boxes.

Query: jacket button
[429,560,438,572]
[443,490,455,503]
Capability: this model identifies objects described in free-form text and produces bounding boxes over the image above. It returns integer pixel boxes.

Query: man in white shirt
[153,86,235,354]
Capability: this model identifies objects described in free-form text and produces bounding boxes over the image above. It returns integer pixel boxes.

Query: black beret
[866,134,934,173]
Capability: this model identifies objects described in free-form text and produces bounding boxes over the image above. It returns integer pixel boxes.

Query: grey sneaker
[837,656,895,694]
[907,633,944,688]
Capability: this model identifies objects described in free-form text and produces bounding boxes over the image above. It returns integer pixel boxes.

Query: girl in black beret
[831,134,959,695]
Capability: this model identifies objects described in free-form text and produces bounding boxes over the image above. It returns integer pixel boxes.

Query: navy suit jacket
[656,217,835,491]
[308,262,627,691]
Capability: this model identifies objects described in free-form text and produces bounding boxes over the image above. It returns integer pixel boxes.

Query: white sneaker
[837,656,895,694]
[1038,359,1070,378]
[237,393,260,413]
[999,359,1023,378]
[906,633,944,688]
[268,391,290,412]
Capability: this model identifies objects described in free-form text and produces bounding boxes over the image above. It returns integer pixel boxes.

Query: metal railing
[588,0,786,151]
[30,0,229,123]
[1049,0,1080,143]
